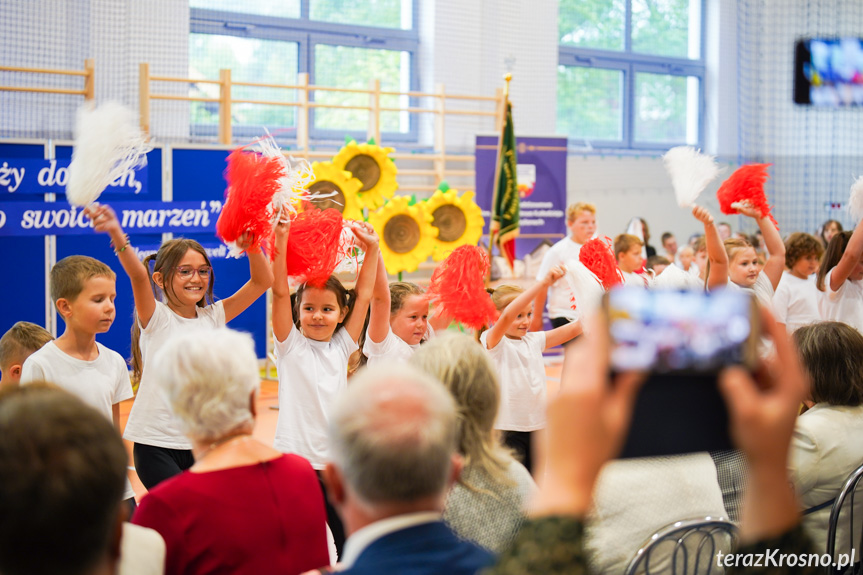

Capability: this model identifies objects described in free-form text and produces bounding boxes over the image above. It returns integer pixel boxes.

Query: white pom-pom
[650,263,701,290]
[663,146,721,208]
[563,258,605,331]
[849,176,863,222]
[66,102,151,207]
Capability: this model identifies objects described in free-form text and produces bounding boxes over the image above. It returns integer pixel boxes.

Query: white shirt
[339,512,441,570]
[728,271,775,310]
[536,237,583,320]
[21,340,136,500]
[622,271,647,288]
[362,325,434,367]
[819,268,863,334]
[480,331,547,431]
[273,326,357,469]
[123,301,225,450]
[789,404,863,558]
[773,272,821,333]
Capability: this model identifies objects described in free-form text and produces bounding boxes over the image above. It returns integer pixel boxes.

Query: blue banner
[0,158,148,195]
[0,200,223,237]
[133,242,239,261]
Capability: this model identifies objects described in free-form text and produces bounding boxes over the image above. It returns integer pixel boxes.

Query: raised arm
[271,218,294,343]
[486,266,564,351]
[544,319,583,350]
[221,232,274,323]
[830,217,863,291]
[530,289,548,332]
[692,206,729,290]
[342,222,380,343]
[736,202,786,290]
[87,203,156,328]
[366,249,391,345]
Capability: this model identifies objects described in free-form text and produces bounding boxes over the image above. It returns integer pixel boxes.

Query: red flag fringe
[579,237,623,291]
[285,208,350,288]
[426,245,499,330]
[716,164,778,227]
[216,148,284,254]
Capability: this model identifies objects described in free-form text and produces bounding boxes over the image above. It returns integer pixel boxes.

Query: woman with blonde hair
[410,331,535,554]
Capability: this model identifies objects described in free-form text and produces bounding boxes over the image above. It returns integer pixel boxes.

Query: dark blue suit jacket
[339,520,495,575]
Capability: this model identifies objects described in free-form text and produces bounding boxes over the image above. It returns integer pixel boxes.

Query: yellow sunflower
[301,162,364,221]
[424,188,485,261]
[368,196,437,275]
[332,141,398,210]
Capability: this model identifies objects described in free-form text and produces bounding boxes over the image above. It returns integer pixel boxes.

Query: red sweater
[133,454,329,575]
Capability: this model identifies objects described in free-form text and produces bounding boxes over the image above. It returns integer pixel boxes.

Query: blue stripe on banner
[0,158,148,195]
[0,200,223,236]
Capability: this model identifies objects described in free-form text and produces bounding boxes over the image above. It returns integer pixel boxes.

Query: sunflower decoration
[424,183,485,261]
[300,162,364,221]
[332,139,398,211]
[368,195,438,275]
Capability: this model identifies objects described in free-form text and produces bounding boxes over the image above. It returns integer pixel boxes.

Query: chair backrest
[624,517,738,575]
[825,462,863,574]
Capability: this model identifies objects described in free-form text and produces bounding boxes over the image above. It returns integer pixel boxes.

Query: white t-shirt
[123,301,226,450]
[536,237,583,320]
[273,326,358,469]
[480,330,547,432]
[728,271,775,310]
[622,271,647,288]
[819,268,863,334]
[773,272,821,333]
[362,325,434,367]
[21,340,136,500]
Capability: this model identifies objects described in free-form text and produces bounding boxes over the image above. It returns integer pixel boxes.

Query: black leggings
[317,470,345,560]
[133,443,195,490]
[503,430,534,475]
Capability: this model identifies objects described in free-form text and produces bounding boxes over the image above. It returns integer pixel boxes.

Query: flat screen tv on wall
[794,38,863,106]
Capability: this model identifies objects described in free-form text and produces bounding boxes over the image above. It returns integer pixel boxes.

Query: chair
[624,518,738,575]
[825,463,863,575]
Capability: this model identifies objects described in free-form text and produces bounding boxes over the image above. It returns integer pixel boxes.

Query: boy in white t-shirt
[615,233,647,288]
[20,255,136,513]
[773,232,824,333]
[531,202,597,330]
[0,321,53,389]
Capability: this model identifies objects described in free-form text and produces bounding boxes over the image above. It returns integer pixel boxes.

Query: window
[558,0,704,150]
[189,0,418,142]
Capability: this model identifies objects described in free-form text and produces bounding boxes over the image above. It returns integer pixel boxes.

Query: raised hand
[691,205,714,225]
[349,220,379,252]
[544,265,566,285]
[85,203,122,236]
[731,200,762,219]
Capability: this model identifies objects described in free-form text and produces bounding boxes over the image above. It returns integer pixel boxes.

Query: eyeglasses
[174,266,212,279]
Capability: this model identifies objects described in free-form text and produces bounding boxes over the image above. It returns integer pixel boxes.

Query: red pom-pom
[284,208,351,288]
[579,237,623,290]
[426,245,499,330]
[216,148,284,254]
[716,164,773,218]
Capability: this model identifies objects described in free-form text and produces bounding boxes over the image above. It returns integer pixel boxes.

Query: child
[660,232,678,263]
[773,232,823,333]
[531,202,597,331]
[723,203,785,307]
[645,255,670,277]
[87,203,273,490]
[614,234,646,287]
[816,217,863,333]
[0,321,53,388]
[18,255,137,512]
[676,245,695,273]
[270,216,379,556]
[482,267,583,474]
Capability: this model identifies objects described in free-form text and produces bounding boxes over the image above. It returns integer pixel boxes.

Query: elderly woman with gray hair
[410,332,536,553]
[132,328,329,575]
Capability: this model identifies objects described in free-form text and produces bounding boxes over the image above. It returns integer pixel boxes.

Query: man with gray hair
[320,364,495,574]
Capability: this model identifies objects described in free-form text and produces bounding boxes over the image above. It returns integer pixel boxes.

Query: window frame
[189,1,420,143]
[557,0,706,151]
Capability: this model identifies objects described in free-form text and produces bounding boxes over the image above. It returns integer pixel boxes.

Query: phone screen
[605,287,759,458]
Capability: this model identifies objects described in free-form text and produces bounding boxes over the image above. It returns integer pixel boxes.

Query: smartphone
[604,286,759,459]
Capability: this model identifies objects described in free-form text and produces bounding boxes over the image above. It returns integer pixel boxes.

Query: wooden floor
[122,361,564,500]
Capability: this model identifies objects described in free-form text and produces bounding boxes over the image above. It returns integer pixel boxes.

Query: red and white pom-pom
[66,102,151,207]
[217,148,284,257]
[255,132,317,222]
[716,164,773,217]
[426,245,498,330]
[663,146,721,208]
[579,237,623,291]
[284,208,353,288]
[562,259,604,333]
[849,176,863,222]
